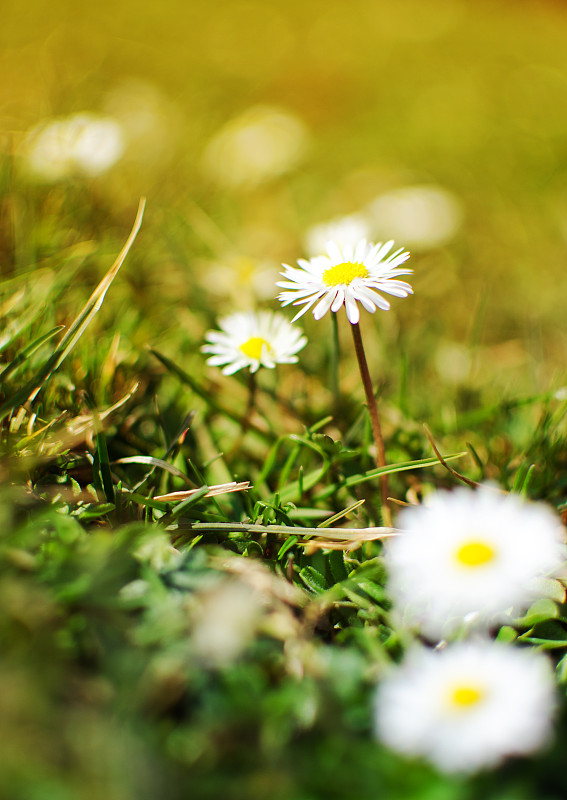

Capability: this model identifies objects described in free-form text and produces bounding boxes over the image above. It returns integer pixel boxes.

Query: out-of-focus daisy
[202,310,307,375]
[201,105,309,189]
[304,214,370,258]
[385,485,567,639]
[21,112,125,181]
[375,641,556,774]
[366,185,463,251]
[277,239,412,325]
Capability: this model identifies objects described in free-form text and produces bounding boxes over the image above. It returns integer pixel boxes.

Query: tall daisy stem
[350,320,392,527]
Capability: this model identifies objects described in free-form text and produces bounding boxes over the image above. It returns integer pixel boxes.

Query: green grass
[1,179,567,799]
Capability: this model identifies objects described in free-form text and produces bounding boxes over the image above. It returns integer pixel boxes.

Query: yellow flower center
[455,540,496,568]
[449,684,485,710]
[239,336,270,360]
[323,261,369,287]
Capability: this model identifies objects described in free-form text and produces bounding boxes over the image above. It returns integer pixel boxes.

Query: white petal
[355,293,376,313]
[355,286,390,310]
[354,238,369,262]
[326,240,343,263]
[377,280,413,297]
[374,240,394,260]
[331,286,345,312]
[290,297,319,321]
[313,290,337,320]
[344,294,360,323]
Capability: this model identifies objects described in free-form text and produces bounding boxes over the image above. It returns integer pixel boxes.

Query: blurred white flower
[304,214,370,257]
[277,239,412,325]
[22,112,124,181]
[202,310,307,375]
[201,105,308,189]
[192,579,263,666]
[375,641,556,774]
[385,485,567,639]
[205,254,280,302]
[366,185,463,250]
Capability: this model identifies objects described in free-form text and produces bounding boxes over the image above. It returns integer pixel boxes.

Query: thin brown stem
[350,320,392,526]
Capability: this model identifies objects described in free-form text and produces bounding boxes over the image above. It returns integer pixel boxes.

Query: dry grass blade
[50,198,146,374]
[423,424,480,489]
[0,199,146,422]
[112,455,195,485]
[211,552,308,606]
[301,527,397,552]
[15,382,139,456]
[154,481,250,501]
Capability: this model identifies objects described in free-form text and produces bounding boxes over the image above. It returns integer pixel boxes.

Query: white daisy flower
[277,239,412,325]
[22,112,124,181]
[202,310,307,375]
[375,641,557,774]
[385,485,567,639]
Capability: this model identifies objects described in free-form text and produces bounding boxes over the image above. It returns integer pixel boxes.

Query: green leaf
[93,414,115,506]
[555,653,567,684]
[328,550,349,583]
[312,453,467,503]
[518,619,567,648]
[514,598,559,627]
[511,462,536,496]
[0,325,64,382]
[75,503,116,521]
[496,625,518,643]
[299,566,327,594]
[277,535,299,560]
[355,580,388,605]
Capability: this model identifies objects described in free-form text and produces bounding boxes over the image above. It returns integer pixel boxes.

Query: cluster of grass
[2,166,567,800]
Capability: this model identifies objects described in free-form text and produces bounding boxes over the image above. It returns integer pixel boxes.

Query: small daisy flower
[202,310,307,375]
[385,485,567,639]
[277,238,412,324]
[375,641,556,774]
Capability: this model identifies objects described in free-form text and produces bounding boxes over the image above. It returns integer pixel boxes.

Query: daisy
[277,238,412,325]
[375,641,557,774]
[22,113,124,181]
[202,310,307,375]
[385,485,567,639]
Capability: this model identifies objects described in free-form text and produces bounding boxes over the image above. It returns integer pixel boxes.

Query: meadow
[3,0,567,797]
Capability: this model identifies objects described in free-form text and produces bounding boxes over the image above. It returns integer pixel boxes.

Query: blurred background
[2,0,567,404]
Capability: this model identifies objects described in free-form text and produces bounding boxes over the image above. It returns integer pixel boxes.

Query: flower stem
[350,320,392,527]
[329,313,341,414]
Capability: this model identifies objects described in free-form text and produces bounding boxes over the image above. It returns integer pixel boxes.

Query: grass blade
[0,198,145,421]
